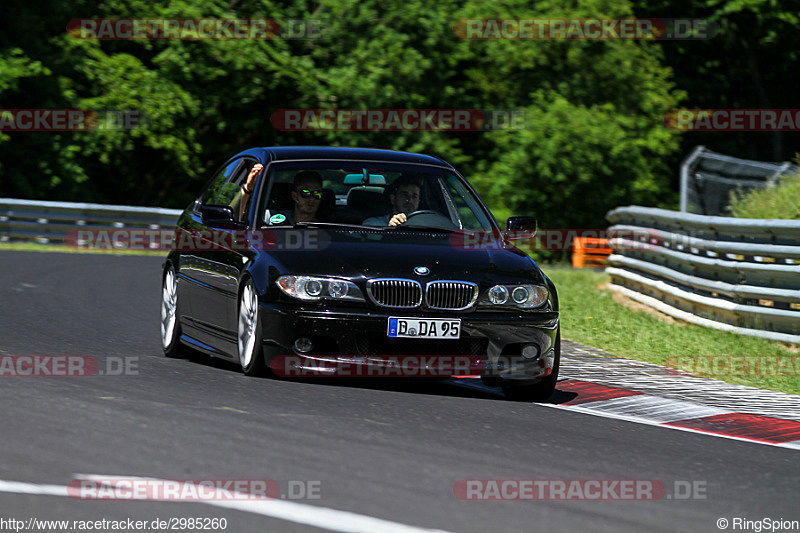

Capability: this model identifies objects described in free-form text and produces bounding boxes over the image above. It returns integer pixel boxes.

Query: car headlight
[276,276,365,302]
[305,279,323,297]
[511,286,529,303]
[483,284,548,309]
[488,285,509,304]
[328,281,347,298]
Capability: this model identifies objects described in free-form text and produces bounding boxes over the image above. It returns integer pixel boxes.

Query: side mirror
[200,204,243,228]
[506,216,537,232]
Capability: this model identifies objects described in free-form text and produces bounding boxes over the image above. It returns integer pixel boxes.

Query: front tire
[502,330,561,402]
[238,279,268,376]
[161,265,189,358]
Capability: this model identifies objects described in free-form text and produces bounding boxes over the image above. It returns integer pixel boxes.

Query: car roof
[245,146,454,168]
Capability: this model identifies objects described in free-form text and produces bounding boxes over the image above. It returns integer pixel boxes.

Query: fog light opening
[521,344,540,360]
[294,337,314,354]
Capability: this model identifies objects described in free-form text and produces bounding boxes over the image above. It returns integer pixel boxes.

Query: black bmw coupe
[161,146,560,401]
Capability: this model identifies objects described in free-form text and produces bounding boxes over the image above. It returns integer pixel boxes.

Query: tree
[633,0,800,162]
[1,0,684,231]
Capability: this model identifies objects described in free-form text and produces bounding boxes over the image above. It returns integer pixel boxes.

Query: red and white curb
[560,340,800,422]
[547,379,800,450]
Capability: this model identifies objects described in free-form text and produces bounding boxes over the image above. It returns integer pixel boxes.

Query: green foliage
[476,90,680,229]
[0,0,730,231]
[729,164,800,219]
[633,0,800,163]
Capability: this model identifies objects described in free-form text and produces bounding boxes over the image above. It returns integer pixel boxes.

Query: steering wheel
[401,210,457,230]
[405,210,440,218]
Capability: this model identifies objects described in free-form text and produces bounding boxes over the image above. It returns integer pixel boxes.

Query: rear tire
[502,330,560,402]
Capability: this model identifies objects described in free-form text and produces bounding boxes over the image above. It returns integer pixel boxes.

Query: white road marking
[574,395,733,423]
[0,476,451,533]
[0,480,68,497]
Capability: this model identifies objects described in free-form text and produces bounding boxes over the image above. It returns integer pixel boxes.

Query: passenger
[284,170,324,224]
[264,170,325,225]
[233,166,324,225]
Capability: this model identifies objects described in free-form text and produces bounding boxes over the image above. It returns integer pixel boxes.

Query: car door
[182,156,257,354]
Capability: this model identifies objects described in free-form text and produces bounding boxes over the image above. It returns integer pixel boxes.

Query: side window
[200,158,257,222]
[201,158,247,206]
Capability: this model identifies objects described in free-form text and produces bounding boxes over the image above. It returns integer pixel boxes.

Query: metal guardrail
[679,146,798,215]
[605,206,800,344]
[0,198,182,245]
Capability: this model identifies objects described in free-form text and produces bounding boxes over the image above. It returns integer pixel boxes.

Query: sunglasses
[296,188,323,199]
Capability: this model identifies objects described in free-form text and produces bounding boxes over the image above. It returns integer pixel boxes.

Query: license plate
[387,317,461,339]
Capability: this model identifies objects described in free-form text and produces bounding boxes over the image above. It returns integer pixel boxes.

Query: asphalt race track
[1,249,798,532]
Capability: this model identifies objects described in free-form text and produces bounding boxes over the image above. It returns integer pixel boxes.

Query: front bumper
[259,304,559,385]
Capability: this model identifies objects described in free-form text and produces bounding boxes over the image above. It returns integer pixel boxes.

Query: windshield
[256,160,496,231]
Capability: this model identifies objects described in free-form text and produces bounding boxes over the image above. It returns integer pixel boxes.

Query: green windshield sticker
[269,214,287,224]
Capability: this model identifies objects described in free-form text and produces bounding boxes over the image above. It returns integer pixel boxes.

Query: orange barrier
[572,237,612,268]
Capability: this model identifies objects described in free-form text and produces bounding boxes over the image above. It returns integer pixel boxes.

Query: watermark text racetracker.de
[453,18,718,40]
[454,479,707,501]
[270,109,527,131]
[271,355,486,378]
[666,356,800,378]
[0,356,138,377]
[67,18,325,40]
[0,109,143,132]
[665,109,800,131]
[449,228,661,252]
[65,228,328,252]
[67,478,321,501]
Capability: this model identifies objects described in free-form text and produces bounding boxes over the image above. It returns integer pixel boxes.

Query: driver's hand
[388,213,407,226]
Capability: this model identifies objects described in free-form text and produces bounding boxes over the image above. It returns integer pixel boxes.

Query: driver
[363,176,422,226]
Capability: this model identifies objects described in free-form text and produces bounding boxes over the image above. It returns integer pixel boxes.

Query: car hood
[261,228,544,285]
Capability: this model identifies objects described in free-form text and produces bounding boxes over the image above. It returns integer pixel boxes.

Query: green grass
[543,266,800,395]
[729,169,800,219]
[0,242,166,256]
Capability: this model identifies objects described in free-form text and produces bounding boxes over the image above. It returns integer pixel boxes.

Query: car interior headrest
[268,182,294,211]
[346,186,386,215]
